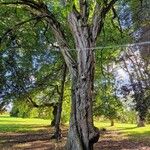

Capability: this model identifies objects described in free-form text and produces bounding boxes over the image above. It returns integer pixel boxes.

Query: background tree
[119,48,150,127]
[0,18,68,138]
[94,53,123,126]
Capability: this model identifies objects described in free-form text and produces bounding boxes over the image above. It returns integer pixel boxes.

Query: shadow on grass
[0,133,65,150]
[128,130,150,138]
[0,127,149,150]
[0,127,67,150]
[95,138,150,150]
[0,131,53,143]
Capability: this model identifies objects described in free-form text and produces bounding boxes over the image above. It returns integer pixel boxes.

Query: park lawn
[0,114,150,140]
[0,115,50,132]
[95,121,150,141]
[0,115,150,149]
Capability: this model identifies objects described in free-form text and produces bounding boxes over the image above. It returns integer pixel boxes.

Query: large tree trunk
[66,75,99,150]
[35,2,115,148]
[40,2,115,149]
[66,12,100,150]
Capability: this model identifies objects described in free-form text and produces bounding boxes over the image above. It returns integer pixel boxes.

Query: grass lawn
[0,115,50,132]
[0,115,150,149]
[0,114,149,138]
[95,121,150,141]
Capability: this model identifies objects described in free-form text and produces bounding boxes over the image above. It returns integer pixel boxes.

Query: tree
[113,0,150,127]
[94,56,123,126]
[0,0,119,149]
[0,101,7,114]
[51,64,67,139]
[0,24,67,138]
[119,48,150,127]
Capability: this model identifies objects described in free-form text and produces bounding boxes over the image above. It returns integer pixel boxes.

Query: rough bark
[65,1,117,148]
[66,11,100,150]
[66,73,100,150]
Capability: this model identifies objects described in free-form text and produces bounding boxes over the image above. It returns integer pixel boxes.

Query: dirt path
[0,128,150,150]
[95,130,150,150]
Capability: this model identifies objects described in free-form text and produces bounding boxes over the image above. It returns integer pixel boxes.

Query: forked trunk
[43,2,114,148]
[66,13,100,150]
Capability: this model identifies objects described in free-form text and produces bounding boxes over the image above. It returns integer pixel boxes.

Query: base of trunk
[66,125,83,150]
[50,120,55,127]
[110,119,114,126]
[66,125,100,150]
[51,128,62,140]
[137,120,145,127]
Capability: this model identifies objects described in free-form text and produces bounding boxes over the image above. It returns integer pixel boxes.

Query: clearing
[0,115,150,150]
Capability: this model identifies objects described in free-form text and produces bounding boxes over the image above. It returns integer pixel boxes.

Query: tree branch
[1,0,77,76]
[79,0,89,22]
[92,0,118,41]
[0,15,46,44]
[27,96,56,108]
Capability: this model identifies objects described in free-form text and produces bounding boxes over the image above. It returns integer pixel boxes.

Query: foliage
[119,110,137,124]
[94,59,123,122]
[118,47,150,126]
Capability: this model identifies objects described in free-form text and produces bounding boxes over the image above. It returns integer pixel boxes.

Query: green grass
[95,121,150,140]
[0,115,149,141]
[0,115,50,132]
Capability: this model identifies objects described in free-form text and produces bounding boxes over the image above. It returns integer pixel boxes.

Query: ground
[0,115,150,150]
